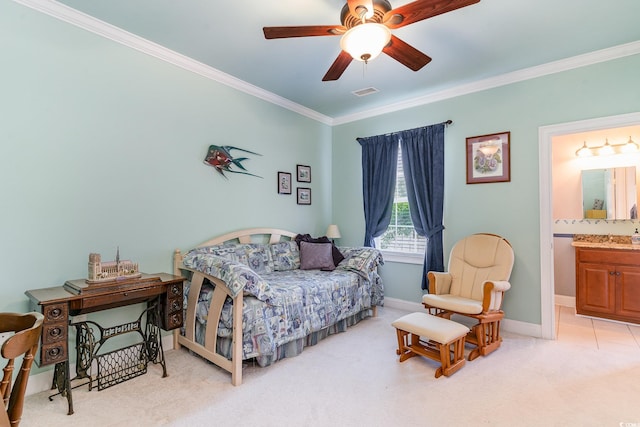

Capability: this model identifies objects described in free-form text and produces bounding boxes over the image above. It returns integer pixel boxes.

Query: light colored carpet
[20,307,640,427]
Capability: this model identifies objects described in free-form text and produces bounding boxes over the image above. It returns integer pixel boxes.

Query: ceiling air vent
[352,87,379,97]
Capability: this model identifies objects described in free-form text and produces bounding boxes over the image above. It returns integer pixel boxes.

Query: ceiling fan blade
[383,35,432,71]
[384,0,480,29]
[347,0,375,19]
[322,51,354,81]
[263,25,345,39]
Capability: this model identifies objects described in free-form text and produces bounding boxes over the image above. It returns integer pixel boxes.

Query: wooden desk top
[26,273,182,302]
[26,273,184,315]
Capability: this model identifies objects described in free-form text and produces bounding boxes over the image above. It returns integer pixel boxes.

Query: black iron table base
[48,302,167,415]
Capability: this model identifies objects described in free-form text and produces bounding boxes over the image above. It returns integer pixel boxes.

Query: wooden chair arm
[427,271,452,295]
[482,280,511,312]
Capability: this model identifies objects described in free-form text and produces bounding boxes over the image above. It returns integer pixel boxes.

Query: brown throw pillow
[299,241,335,271]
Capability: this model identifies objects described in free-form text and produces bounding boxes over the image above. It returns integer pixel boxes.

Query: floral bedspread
[182,246,383,364]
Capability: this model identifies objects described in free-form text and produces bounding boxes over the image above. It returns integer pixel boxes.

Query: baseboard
[501,317,543,338]
[383,297,424,312]
[26,333,175,396]
[384,297,543,338]
[554,294,576,308]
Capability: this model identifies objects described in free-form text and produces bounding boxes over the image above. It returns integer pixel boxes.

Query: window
[375,143,426,261]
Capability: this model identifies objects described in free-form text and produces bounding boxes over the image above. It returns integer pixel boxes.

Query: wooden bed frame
[172,228,298,386]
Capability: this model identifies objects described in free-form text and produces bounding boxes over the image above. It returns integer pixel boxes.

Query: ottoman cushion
[392,312,469,344]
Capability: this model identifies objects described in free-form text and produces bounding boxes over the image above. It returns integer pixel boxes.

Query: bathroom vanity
[573,240,640,324]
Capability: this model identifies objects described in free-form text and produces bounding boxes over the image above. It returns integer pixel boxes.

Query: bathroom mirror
[581,166,637,219]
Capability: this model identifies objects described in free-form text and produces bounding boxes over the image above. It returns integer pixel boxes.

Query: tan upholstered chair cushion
[422,294,484,314]
[447,233,513,302]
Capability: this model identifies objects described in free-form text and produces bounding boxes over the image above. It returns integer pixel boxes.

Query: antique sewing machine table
[25,273,184,415]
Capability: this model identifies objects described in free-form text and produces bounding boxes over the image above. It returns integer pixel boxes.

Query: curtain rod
[382,120,453,137]
[357,120,453,141]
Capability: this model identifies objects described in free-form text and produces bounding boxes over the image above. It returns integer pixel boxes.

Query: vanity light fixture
[575,136,639,157]
[620,136,640,153]
[575,141,592,157]
[599,139,615,156]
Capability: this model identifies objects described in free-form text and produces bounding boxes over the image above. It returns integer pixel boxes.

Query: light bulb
[340,23,391,63]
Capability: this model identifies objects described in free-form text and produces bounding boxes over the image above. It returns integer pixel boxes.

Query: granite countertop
[572,233,640,250]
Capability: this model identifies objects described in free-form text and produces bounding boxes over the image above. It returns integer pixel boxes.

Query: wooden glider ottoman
[392,312,470,378]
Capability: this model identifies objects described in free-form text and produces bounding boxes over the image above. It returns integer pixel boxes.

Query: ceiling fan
[263,0,480,81]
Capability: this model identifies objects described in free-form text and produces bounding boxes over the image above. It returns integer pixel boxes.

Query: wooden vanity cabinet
[575,246,640,324]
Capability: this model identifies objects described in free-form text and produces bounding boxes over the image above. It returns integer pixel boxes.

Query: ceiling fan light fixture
[340,23,391,63]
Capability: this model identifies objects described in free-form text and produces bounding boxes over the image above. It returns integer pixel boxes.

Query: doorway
[538,112,640,339]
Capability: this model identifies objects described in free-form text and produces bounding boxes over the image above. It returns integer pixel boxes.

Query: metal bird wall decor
[203,145,262,179]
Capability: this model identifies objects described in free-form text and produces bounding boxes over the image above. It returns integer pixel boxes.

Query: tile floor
[555,304,640,351]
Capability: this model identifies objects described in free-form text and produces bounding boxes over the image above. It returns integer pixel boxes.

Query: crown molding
[11,0,334,125]
[11,0,640,127]
[332,40,640,125]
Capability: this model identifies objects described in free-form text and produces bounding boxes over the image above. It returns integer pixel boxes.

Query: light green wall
[0,0,330,334]
[2,0,640,367]
[332,54,640,324]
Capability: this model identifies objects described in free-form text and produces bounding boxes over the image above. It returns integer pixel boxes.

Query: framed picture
[466,131,511,184]
[297,187,311,205]
[296,164,311,183]
[277,171,292,194]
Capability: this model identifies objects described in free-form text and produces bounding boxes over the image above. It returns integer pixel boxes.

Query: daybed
[172,228,384,385]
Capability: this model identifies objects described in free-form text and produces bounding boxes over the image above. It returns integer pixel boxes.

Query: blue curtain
[399,123,446,290]
[357,134,398,247]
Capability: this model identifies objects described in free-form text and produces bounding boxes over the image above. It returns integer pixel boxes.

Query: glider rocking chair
[422,233,514,361]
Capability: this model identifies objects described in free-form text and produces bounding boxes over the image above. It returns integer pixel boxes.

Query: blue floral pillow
[269,241,300,271]
[192,243,273,274]
[241,244,273,274]
[336,247,383,278]
[182,252,273,301]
